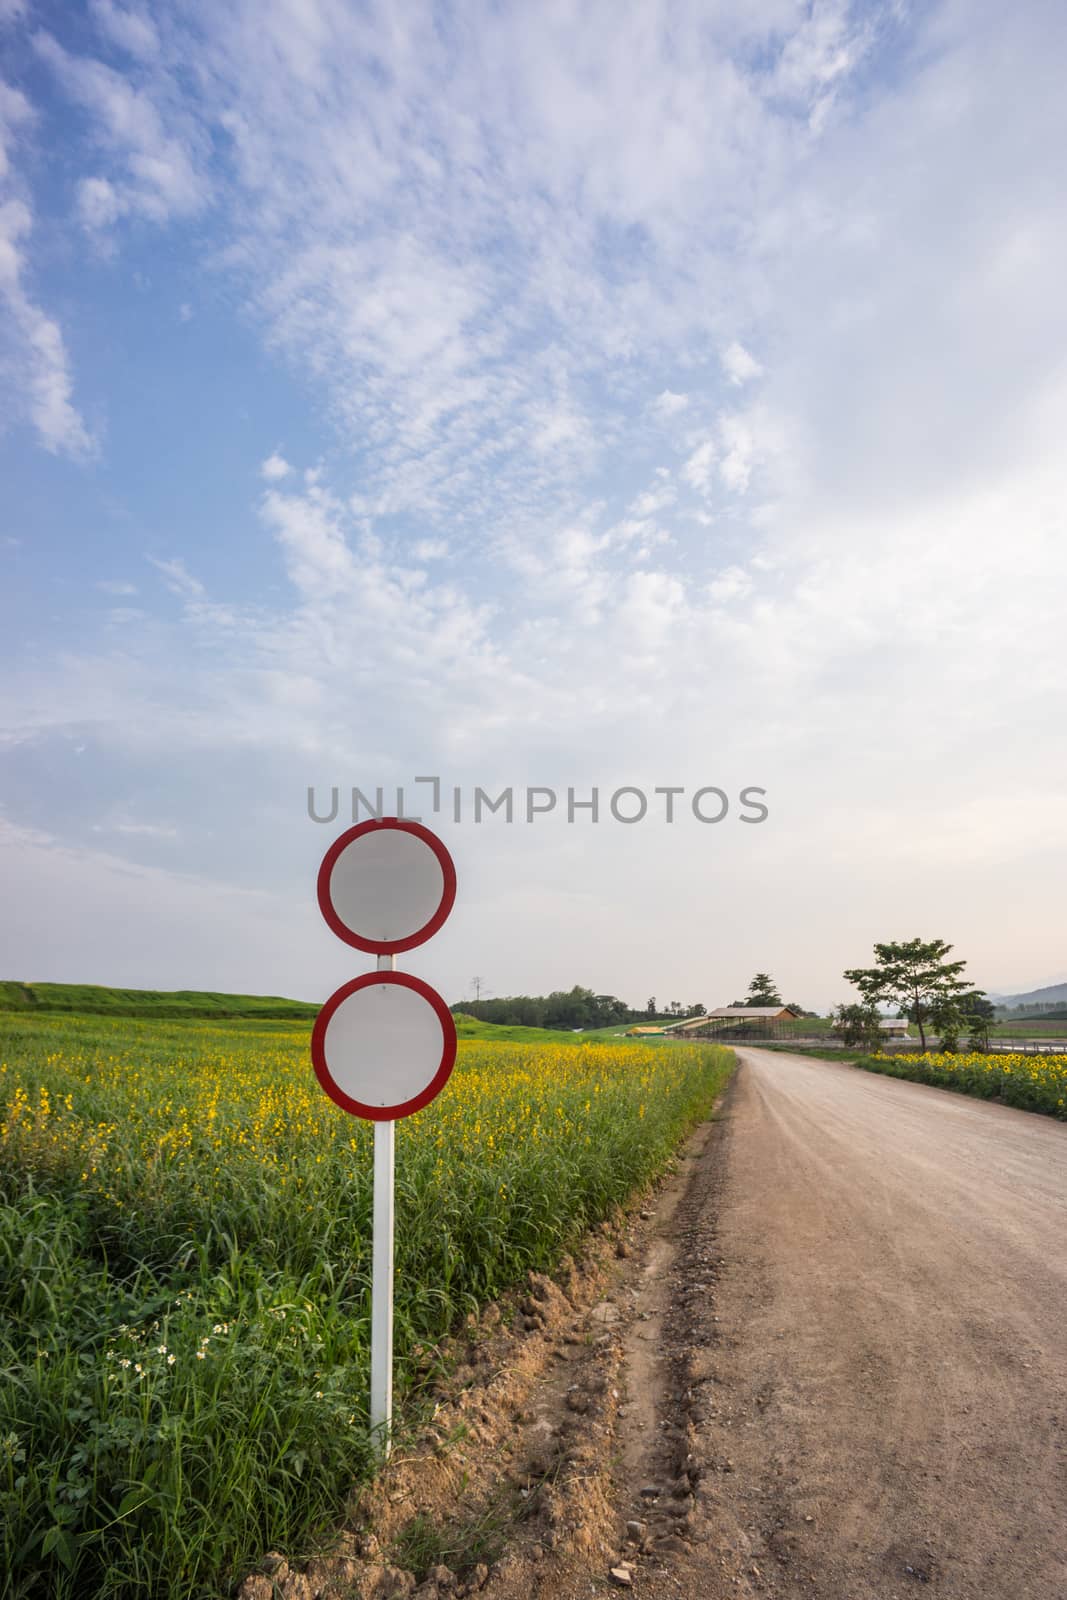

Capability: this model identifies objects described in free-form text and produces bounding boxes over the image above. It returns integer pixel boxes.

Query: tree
[932,997,962,1053]
[961,990,995,1051]
[745,973,782,1007]
[906,987,994,1052]
[784,1002,814,1017]
[832,1002,883,1051]
[843,937,970,1051]
[646,997,657,1019]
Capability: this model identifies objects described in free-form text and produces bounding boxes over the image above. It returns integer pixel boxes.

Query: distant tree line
[451,985,707,1032]
[995,1002,1067,1019]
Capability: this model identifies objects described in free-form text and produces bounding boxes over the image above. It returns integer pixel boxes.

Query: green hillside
[0,984,717,1043]
[0,981,318,1020]
[452,1012,604,1043]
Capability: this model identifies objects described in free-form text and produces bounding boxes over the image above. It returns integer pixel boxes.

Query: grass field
[451,1013,597,1043]
[991,1019,1067,1039]
[0,1011,733,1600]
[0,981,318,1021]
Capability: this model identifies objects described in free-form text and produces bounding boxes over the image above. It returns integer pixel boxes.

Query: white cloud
[29,0,874,523]
[770,0,870,126]
[629,482,676,518]
[413,538,449,561]
[682,438,716,493]
[0,78,92,456]
[721,341,763,386]
[34,31,207,227]
[260,451,291,481]
[651,389,689,418]
[92,817,178,839]
[0,79,32,180]
[707,564,753,604]
[76,174,124,229]
[0,198,93,457]
[718,414,756,493]
[149,556,205,598]
[89,0,161,62]
[259,482,357,599]
[618,569,686,652]
[96,578,138,595]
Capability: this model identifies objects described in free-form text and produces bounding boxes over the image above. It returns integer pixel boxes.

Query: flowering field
[859,1049,1067,1117]
[0,1012,732,1600]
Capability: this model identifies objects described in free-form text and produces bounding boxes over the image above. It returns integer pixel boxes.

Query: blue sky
[2,0,1066,1010]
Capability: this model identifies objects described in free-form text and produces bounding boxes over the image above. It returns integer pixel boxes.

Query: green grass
[0,1011,734,1600]
[759,1043,864,1060]
[450,1013,593,1043]
[991,1018,1067,1038]
[0,982,318,1020]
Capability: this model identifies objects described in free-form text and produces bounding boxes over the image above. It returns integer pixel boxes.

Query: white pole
[370,953,396,1458]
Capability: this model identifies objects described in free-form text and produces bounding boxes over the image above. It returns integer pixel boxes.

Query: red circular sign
[311,971,457,1121]
[316,818,457,955]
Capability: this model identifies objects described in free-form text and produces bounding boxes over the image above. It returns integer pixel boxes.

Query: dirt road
[636,1047,1067,1599]
[254,1049,1067,1600]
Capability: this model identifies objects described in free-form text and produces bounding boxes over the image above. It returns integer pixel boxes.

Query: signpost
[311,819,457,1456]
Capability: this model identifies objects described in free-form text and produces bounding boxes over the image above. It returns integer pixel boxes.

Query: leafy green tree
[832,1002,884,1050]
[933,999,962,1053]
[745,973,782,1007]
[960,990,995,1051]
[844,938,970,1051]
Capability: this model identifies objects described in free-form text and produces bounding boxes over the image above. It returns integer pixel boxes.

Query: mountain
[989,981,1067,1013]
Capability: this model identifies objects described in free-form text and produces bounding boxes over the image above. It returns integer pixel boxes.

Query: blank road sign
[317,819,457,953]
[311,971,457,1120]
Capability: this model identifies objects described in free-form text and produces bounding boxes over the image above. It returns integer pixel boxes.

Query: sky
[2,0,1065,1013]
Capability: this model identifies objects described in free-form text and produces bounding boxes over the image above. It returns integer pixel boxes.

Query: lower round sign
[311,971,457,1121]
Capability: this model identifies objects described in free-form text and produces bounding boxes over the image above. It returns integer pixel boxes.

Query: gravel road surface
[667,1047,1067,1598]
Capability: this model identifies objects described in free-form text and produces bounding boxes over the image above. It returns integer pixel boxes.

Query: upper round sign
[317,818,457,954]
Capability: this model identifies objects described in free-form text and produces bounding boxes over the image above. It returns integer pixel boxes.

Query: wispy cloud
[721,342,763,386]
[651,390,689,419]
[92,816,178,840]
[88,0,161,64]
[31,0,878,534]
[0,198,93,457]
[149,556,205,598]
[33,27,207,228]
[0,81,92,456]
